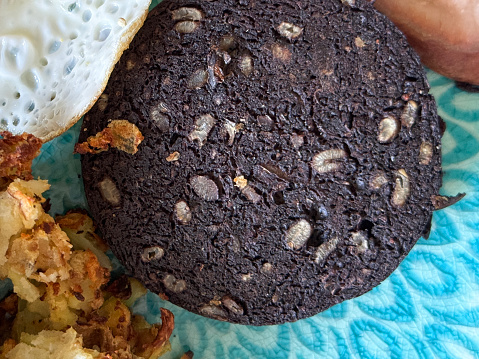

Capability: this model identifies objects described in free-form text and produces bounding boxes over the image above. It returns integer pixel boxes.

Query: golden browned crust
[74,120,144,155]
[133,308,175,359]
[0,338,17,358]
[73,293,174,359]
[0,132,42,189]
[57,210,109,252]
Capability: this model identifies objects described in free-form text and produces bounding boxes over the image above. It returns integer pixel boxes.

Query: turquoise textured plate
[5,1,479,358]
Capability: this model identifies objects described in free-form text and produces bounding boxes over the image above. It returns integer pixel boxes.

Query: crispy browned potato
[0,132,42,190]
[74,120,144,155]
[0,132,174,358]
[0,338,17,359]
[2,328,103,359]
[57,210,112,271]
[132,308,175,359]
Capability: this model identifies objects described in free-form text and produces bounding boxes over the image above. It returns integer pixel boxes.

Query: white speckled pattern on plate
[2,1,479,357]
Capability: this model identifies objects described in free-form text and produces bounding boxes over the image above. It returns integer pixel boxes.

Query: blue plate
[7,1,479,357]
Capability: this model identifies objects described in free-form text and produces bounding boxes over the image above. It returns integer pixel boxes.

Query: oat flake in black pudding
[80,0,443,325]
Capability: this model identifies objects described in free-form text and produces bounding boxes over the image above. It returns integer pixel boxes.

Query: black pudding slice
[80,0,442,325]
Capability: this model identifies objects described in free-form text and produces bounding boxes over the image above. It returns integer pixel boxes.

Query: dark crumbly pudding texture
[81,0,442,325]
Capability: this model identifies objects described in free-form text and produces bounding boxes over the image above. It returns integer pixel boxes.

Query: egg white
[0,0,151,141]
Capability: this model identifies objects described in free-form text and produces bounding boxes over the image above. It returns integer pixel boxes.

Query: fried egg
[0,0,151,141]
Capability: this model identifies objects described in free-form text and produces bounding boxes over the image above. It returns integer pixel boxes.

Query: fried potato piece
[74,120,144,155]
[132,308,175,359]
[67,250,110,311]
[5,247,174,358]
[12,300,51,339]
[0,179,50,269]
[0,141,174,358]
[180,351,194,359]
[0,338,17,359]
[3,328,102,359]
[105,275,148,308]
[0,180,111,310]
[0,132,42,190]
[73,296,174,359]
[57,210,112,271]
[0,179,80,305]
[0,294,18,344]
[9,249,111,337]
[7,222,72,283]
[0,180,74,303]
